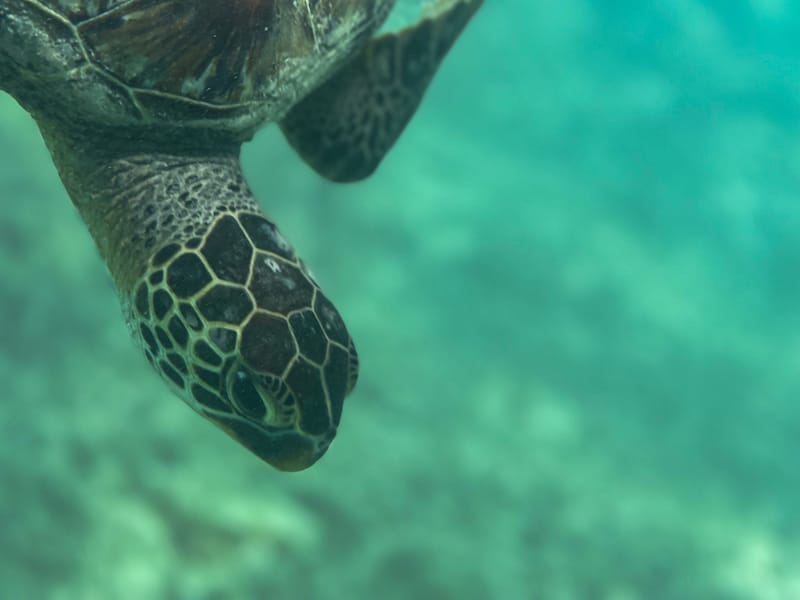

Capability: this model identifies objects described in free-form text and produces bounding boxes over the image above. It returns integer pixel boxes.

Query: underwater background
[2,0,800,598]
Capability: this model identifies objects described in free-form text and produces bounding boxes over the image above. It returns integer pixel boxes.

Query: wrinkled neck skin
[40,121,250,295]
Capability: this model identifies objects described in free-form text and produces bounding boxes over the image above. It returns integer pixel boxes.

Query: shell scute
[76,1,279,105]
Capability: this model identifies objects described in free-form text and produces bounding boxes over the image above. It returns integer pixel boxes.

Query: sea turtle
[0,0,482,470]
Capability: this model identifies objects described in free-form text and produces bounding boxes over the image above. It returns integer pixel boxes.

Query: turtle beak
[214,415,332,471]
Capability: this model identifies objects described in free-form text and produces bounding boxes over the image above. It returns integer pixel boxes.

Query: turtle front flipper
[280,0,483,183]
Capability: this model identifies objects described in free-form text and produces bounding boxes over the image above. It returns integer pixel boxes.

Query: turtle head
[129,210,358,471]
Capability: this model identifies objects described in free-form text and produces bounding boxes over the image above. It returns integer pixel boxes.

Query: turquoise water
[2,1,800,598]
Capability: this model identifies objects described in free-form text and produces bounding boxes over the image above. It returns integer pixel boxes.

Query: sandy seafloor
[2,1,800,598]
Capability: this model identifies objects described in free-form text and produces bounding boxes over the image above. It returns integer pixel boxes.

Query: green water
[2,1,800,598]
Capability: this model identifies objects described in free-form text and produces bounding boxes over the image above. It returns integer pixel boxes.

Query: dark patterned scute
[160,360,184,388]
[44,1,135,23]
[134,283,149,318]
[168,315,189,348]
[250,256,314,313]
[167,253,212,298]
[194,340,222,366]
[289,310,328,365]
[152,243,180,266]
[198,284,254,324]
[314,293,350,346]
[325,344,350,425]
[239,213,295,260]
[286,358,330,436]
[201,215,253,284]
[209,327,237,353]
[153,289,173,320]
[74,0,279,104]
[180,303,202,331]
[241,313,296,374]
[194,364,221,389]
[155,326,173,350]
[140,323,158,355]
[347,338,359,392]
[167,352,188,374]
[192,383,230,413]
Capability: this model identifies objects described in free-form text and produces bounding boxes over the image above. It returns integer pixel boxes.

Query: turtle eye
[229,368,269,421]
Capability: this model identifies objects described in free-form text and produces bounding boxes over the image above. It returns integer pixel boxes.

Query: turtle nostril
[230,369,267,420]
